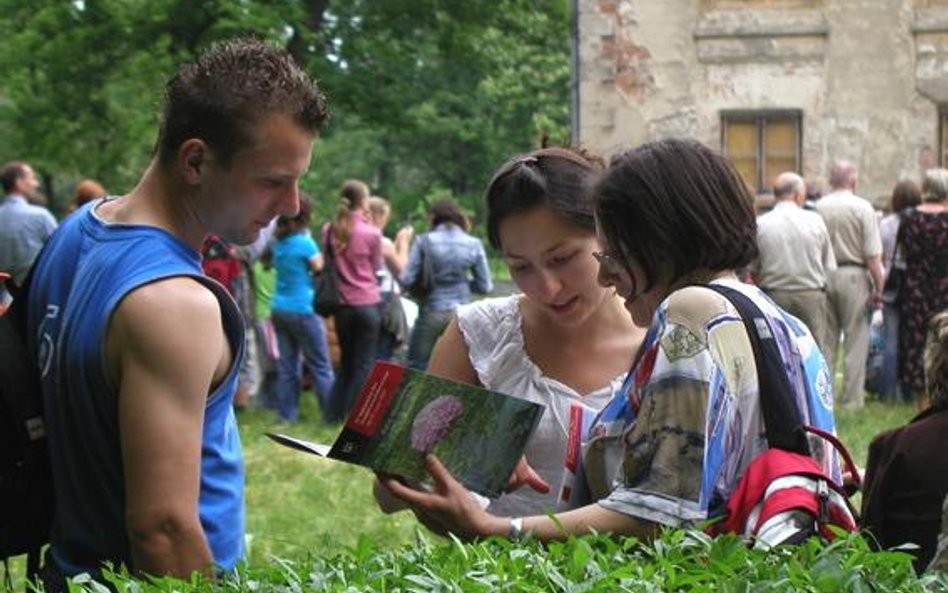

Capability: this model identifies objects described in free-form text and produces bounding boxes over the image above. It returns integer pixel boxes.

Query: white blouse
[456,295,624,516]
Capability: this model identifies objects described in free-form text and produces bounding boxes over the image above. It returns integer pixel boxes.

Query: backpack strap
[322,224,336,262]
[703,284,810,456]
[2,252,48,585]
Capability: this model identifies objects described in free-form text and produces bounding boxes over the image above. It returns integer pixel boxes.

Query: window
[721,110,802,193]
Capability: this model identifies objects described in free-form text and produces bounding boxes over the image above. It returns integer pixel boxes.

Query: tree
[0,0,571,228]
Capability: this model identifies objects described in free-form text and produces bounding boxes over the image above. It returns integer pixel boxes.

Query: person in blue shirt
[26,38,328,587]
[271,194,335,423]
[0,160,57,286]
[401,199,493,370]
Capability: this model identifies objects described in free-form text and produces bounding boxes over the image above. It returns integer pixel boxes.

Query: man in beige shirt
[815,160,884,408]
[754,172,836,359]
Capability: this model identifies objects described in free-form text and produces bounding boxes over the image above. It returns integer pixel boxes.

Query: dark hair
[594,138,758,291]
[156,37,328,168]
[428,199,468,230]
[276,193,313,239]
[889,179,921,213]
[0,161,29,193]
[485,147,605,249]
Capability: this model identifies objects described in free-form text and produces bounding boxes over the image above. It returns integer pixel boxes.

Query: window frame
[720,109,803,194]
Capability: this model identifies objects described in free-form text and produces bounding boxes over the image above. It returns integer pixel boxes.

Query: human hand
[870,290,883,310]
[373,477,410,514]
[395,225,415,247]
[381,455,504,540]
[506,457,550,494]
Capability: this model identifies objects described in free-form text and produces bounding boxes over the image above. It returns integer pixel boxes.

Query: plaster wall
[578,0,945,203]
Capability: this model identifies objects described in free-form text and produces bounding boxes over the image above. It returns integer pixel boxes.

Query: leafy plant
[50,531,948,593]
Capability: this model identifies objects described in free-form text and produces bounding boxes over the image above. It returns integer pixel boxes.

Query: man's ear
[179,139,208,184]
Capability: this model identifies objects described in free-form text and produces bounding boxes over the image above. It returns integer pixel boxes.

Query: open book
[267,361,545,497]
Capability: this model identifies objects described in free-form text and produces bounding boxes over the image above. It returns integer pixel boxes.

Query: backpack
[201,235,242,297]
[704,284,860,548]
[0,272,54,584]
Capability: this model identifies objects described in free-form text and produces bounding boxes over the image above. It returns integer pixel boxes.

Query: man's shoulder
[794,206,830,227]
[114,276,222,333]
[1,196,53,218]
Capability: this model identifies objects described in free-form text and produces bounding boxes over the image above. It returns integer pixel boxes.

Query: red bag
[709,426,860,547]
[702,285,860,548]
[201,235,242,297]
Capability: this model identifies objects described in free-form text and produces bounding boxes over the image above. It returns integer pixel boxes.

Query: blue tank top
[27,200,246,576]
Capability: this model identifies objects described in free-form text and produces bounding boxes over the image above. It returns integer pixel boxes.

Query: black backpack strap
[322,224,335,262]
[704,284,810,455]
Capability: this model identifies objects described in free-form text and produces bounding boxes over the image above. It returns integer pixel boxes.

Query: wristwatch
[508,517,525,540]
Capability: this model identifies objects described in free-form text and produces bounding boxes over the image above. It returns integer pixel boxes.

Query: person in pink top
[322,180,383,422]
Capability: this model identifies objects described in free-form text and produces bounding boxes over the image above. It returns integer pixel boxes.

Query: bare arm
[308,253,324,274]
[425,319,480,383]
[383,455,656,542]
[108,278,228,579]
[383,228,414,276]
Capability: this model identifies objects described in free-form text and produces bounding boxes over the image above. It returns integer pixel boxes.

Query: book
[267,361,545,497]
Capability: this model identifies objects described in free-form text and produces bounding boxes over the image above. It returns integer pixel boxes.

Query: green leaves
[58,531,948,593]
[0,0,570,227]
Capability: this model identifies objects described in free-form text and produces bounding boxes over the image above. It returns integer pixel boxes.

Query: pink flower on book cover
[411,395,465,452]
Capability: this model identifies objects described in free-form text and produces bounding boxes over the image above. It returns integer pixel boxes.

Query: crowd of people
[2,36,948,590]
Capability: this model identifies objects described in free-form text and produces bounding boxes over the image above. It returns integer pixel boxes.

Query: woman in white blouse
[378,147,645,517]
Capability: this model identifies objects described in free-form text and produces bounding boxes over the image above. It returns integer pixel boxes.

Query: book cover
[267,361,545,497]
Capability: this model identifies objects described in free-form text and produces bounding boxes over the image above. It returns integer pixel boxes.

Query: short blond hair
[368,195,391,218]
[922,168,948,204]
[924,310,948,408]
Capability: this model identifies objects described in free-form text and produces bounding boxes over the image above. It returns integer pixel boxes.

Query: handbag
[406,234,433,302]
[380,293,409,346]
[314,225,342,317]
[703,284,860,548]
[882,213,905,306]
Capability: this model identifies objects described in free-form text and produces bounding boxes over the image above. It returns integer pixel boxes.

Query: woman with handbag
[400,199,493,370]
[270,194,335,423]
[896,168,948,410]
[878,180,921,402]
[367,196,413,361]
[379,139,842,544]
[322,180,383,423]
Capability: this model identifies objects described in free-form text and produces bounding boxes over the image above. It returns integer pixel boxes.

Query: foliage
[0,0,570,225]
[47,531,948,593]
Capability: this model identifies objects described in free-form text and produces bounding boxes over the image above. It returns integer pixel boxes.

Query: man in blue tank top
[26,38,328,587]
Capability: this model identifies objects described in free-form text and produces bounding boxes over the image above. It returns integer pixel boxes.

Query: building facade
[576,0,948,204]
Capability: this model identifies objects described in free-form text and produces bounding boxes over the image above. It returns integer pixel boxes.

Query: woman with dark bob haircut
[381,138,841,544]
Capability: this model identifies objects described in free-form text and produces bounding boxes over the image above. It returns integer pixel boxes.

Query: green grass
[0,392,921,591]
[240,394,418,563]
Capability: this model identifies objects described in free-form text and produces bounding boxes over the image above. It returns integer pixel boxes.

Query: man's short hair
[594,138,757,292]
[773,173,803,201]
[156,37,329,168]
[0,161,29,194]
[828,160,858,190]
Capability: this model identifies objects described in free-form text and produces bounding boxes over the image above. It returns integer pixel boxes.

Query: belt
[762,286,826,293]
[837,262,865,268]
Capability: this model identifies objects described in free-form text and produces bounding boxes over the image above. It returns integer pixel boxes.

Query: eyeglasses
[592,250,623,277]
